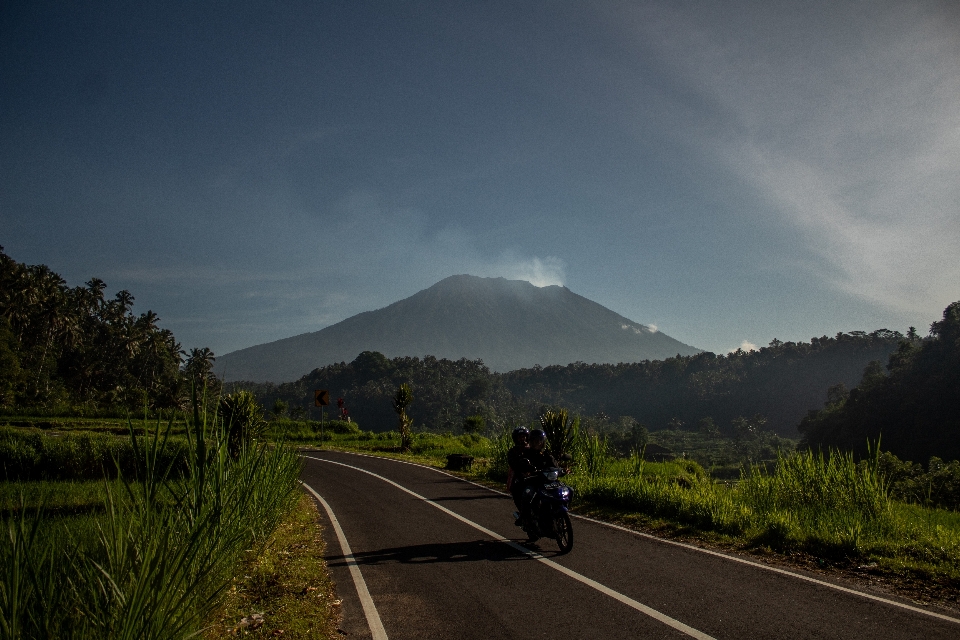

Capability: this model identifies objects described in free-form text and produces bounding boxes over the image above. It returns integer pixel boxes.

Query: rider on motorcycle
[507,427,529,516]
[516,429,558,525]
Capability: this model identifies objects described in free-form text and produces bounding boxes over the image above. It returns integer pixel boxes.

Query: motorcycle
[515,467,574,553]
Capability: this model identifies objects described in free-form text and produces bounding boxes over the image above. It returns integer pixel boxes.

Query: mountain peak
[217,276,700,382]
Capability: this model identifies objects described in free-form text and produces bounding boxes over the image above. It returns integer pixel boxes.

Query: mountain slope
[217,275,700,382]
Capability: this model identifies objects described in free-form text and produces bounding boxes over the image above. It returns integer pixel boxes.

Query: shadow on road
[327,539,530,566]
[429,494,503,502]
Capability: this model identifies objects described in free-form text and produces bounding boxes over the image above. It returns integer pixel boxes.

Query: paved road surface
[300,450,959,639]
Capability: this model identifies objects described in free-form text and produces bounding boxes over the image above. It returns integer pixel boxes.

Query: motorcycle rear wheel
[554,512,573,553]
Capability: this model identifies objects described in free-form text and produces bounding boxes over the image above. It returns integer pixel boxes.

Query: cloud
[609,0,960,319]
[733,340,758,353]
[621,322,658,335]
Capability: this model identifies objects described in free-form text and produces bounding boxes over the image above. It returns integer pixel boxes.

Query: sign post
[314,389,330,445]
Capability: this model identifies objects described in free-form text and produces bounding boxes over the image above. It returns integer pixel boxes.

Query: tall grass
[562,447,960,571]
[565,466,749,535]
[0,407,302,639]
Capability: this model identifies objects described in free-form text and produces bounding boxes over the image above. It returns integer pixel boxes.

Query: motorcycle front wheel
[554,512,573,553]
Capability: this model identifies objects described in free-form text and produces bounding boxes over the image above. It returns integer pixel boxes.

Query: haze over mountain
[217,275,700,382]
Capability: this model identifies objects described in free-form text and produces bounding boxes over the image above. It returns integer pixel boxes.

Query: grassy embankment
[0,413,316,639]
[294,423,960,592]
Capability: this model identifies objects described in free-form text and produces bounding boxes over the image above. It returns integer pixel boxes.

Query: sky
[2,0,959,358]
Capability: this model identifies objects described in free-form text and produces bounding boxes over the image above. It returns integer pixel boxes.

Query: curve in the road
[322,450,960,628]
[305,455,716,640]
[302,481,389,640]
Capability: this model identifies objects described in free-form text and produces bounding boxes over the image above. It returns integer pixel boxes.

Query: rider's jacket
[507,445,529,473]
[506,445,529,491]
[518,449,557,479]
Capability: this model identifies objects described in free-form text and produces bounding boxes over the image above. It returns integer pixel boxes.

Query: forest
[238,329,909,440]
[798,301,960,462]
[0,247,217,412]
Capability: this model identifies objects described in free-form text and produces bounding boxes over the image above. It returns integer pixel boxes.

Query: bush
[462,415,485,434]
[323,420,361,435]
[879,452,960,510]
[217,391,266,458]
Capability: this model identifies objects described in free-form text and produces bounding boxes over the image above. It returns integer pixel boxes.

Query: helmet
[529,429,546,443]
[512,427,529,444]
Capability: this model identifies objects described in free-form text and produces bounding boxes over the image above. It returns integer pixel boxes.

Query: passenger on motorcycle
[516,429,558,524]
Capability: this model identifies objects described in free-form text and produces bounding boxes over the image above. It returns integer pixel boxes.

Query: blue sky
[2,0,958,358]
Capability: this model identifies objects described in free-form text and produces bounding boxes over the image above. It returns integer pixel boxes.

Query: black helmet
[512,427,529,444]
[529,429,546,443]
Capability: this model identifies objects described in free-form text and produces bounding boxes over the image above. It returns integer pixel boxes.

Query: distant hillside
[501,330,907,436]
[799,302,960,462]
[217,275,701,382]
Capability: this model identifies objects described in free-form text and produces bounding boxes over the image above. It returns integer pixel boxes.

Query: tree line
[0,247,217,412]
[233,324,919,447]
[798,302,960,463]
[500,329,907,436]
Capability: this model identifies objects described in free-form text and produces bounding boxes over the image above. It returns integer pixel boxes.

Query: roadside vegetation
[0,405,303,639]
[203,494,340,639]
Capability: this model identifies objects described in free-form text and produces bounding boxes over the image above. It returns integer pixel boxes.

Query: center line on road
[301,480,389,640]
[304,455,715,640]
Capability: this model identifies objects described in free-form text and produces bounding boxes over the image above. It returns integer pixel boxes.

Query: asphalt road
[300,450,960,639]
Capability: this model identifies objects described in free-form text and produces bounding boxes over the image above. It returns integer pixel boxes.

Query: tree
[697,417,720,438]
[0,317,22,406]
[462,414,485,434]
[394,383,414,452]
[184,347,217,396]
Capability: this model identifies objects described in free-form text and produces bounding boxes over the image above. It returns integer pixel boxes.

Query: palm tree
[393,383,414,452]
[184,347,217,395]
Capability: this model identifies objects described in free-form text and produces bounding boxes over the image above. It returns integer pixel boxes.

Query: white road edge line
[304,455,715,640]
[300,480,389,640]
[316,449,960,626]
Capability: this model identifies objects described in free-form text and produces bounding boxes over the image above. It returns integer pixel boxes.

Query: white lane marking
[567,516,960,625]
[304,456,714,640]
[300,480,389,640]
[317,449,960,626]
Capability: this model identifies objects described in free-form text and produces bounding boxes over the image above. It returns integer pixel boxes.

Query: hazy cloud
[611,0,960,319]
[735,340,758,353]
[494,256,566,287]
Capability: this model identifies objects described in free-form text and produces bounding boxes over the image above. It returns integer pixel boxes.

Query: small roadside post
[314,389,330,445]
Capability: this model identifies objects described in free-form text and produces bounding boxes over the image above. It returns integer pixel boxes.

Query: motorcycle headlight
[545,470,559,481]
